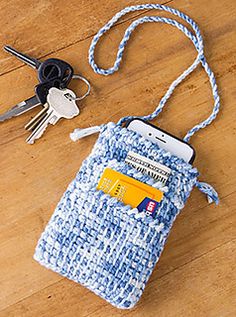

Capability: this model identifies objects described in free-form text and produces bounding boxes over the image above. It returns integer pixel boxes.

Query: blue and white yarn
[88,3,220,142]
[35,4,220,309]
[35,124,199,308]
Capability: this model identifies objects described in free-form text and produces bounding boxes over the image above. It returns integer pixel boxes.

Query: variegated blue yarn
[196,181,219,205]
[35,123,200,308]
[88,4,220,142]
[34,4,220,310]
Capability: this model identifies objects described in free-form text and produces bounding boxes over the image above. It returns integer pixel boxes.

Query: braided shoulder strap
[88,4,220,142]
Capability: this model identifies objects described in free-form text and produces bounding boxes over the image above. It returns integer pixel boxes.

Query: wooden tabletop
[0,0,235,316]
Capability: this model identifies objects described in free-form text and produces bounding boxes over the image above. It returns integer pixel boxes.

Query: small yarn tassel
[70,125,101,141]
[196,181,219,205]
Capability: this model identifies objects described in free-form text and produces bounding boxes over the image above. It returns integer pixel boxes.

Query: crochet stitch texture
[34,3,220,309]
[34,123,199,309]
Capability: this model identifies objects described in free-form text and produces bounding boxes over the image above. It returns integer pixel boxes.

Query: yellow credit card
[97,168,163,208]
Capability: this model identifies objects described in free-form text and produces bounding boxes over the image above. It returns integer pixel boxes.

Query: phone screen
[126,119,195,163]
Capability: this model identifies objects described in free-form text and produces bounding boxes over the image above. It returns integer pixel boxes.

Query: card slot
[75,158,167,218]
[74,150,195,224]
[71,179,166,227]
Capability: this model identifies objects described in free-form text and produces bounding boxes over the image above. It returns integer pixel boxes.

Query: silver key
[0,96,41,122]
[26,87,79,144]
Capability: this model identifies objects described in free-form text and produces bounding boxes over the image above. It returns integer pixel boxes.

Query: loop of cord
[88,4,220,142]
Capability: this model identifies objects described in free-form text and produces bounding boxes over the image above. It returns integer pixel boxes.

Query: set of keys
[0,46,90,144]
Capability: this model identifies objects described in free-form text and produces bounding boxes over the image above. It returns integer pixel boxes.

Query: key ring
[72,74,91,101]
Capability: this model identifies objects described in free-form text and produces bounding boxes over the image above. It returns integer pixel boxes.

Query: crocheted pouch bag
[34,4,220,309]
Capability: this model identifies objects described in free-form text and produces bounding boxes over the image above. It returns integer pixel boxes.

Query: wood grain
[0,0,235,316]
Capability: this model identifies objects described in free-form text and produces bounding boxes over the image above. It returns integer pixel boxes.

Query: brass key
[25,104,49,131]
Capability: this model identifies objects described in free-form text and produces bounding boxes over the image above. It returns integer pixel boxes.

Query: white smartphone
[126,118,195,163]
